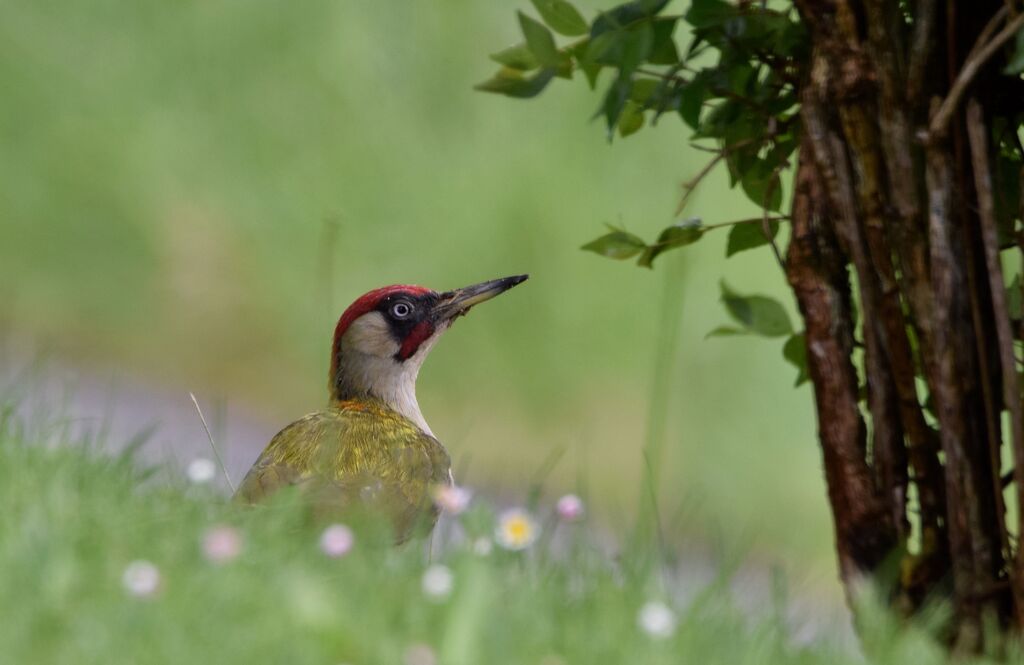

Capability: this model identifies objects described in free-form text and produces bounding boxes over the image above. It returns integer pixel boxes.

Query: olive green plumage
[236,398,451,541]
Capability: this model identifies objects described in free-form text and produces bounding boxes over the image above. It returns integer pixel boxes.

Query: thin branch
[961,156,1012,574]
[689,142,723,154]
[967,100,1024,615]
[676,138,763,215]
[967,6,1011,63]
[634,67,686,83]
[190,392,236,493]
[907,0,938,104]
[928,9,1024,139]
[640,215,791,252]
[762,163,787,269]
[707,214,791,230]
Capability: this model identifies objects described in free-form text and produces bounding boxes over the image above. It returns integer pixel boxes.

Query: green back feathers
[236,398,451,541]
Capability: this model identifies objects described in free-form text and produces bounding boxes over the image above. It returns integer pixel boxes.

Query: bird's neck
[331,350,433,437]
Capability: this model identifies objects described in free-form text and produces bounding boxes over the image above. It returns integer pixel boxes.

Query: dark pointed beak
[434,274,529,321]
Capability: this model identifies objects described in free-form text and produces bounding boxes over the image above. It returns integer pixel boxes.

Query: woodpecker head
[328,275,528,433]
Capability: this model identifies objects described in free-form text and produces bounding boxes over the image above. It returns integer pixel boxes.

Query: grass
[0,402,988,665]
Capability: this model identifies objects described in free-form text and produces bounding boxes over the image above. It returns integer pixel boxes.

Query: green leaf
[677,73,708,130]
[1008,274,1022,320]
[637,0,670,12]
[580,60,602,88]
[619,23,654,73]
[720,281,792,337]
[519,11,561,66]
[629,78,660,104]
[581,230,647,259]
[530,0,588,36]
[694,98,744,140]
[569,40,602,88]
[638,77,678,119]
[994,150,1022,245]
[766,132,799,165]
[705,325,746,338]
[591,0,669,40]
[595,76,632,136]
[1004,27,1024,74]
[475,67,557,98]
[585,30,620,64]
[740,159,783,212]
[637,217,704,267]
[489,43,540,71]
[685,0,735,29]
[726,219,779,257]
[649,17,679,65]
[618,101,645,137]
[586,21,653,72]
[783,333,809,386]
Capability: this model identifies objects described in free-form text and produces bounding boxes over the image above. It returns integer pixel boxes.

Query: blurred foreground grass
[0,407,974,665]
[0,0,829,582]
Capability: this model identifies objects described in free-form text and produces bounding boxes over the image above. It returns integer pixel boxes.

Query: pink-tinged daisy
[637,601,677,639]
[432,484,472,515]
[495,508,539,551]
[122,560,161,598]
[403,643,437,665]
[319,524,355,557]
[421,564,454,600]
[555,494,585,522]
[202,525,243,564]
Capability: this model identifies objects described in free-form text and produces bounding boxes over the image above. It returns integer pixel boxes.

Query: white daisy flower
[472,537,493,556]
[495,508,539,551]
[421,564,454,600]
[122,560,161,598]
[186,457,217,484]
[637,600,677,639]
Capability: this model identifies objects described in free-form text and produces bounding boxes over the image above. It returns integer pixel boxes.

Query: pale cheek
[342,313,401,358]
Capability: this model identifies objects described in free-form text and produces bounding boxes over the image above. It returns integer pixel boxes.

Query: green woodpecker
[236,275,528,541]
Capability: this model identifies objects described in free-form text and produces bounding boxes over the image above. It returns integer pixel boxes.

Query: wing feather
[235,402,451,540]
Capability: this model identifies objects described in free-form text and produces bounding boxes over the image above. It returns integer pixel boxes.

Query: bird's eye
[390,301,413,319]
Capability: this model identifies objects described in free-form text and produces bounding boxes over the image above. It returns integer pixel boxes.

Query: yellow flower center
[506,518,530,542]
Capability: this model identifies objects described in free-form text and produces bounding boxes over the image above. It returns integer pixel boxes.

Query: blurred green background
[0,0,830,589]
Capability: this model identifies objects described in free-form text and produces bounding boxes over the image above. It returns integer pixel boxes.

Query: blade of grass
[189,392,235,493]
[631,250,687,558]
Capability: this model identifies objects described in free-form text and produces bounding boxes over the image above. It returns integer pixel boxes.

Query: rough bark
[787,0,1019,651]
[786,140,898,595]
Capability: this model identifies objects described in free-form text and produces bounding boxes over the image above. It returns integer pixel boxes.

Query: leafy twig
[676,138,763,215]
[709,214,790,230]
[639,216,790,251]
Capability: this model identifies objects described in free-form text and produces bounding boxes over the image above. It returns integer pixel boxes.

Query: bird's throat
[332,350,433,437]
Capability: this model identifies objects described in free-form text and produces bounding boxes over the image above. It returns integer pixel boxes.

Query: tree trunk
[787,1,1024,652]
